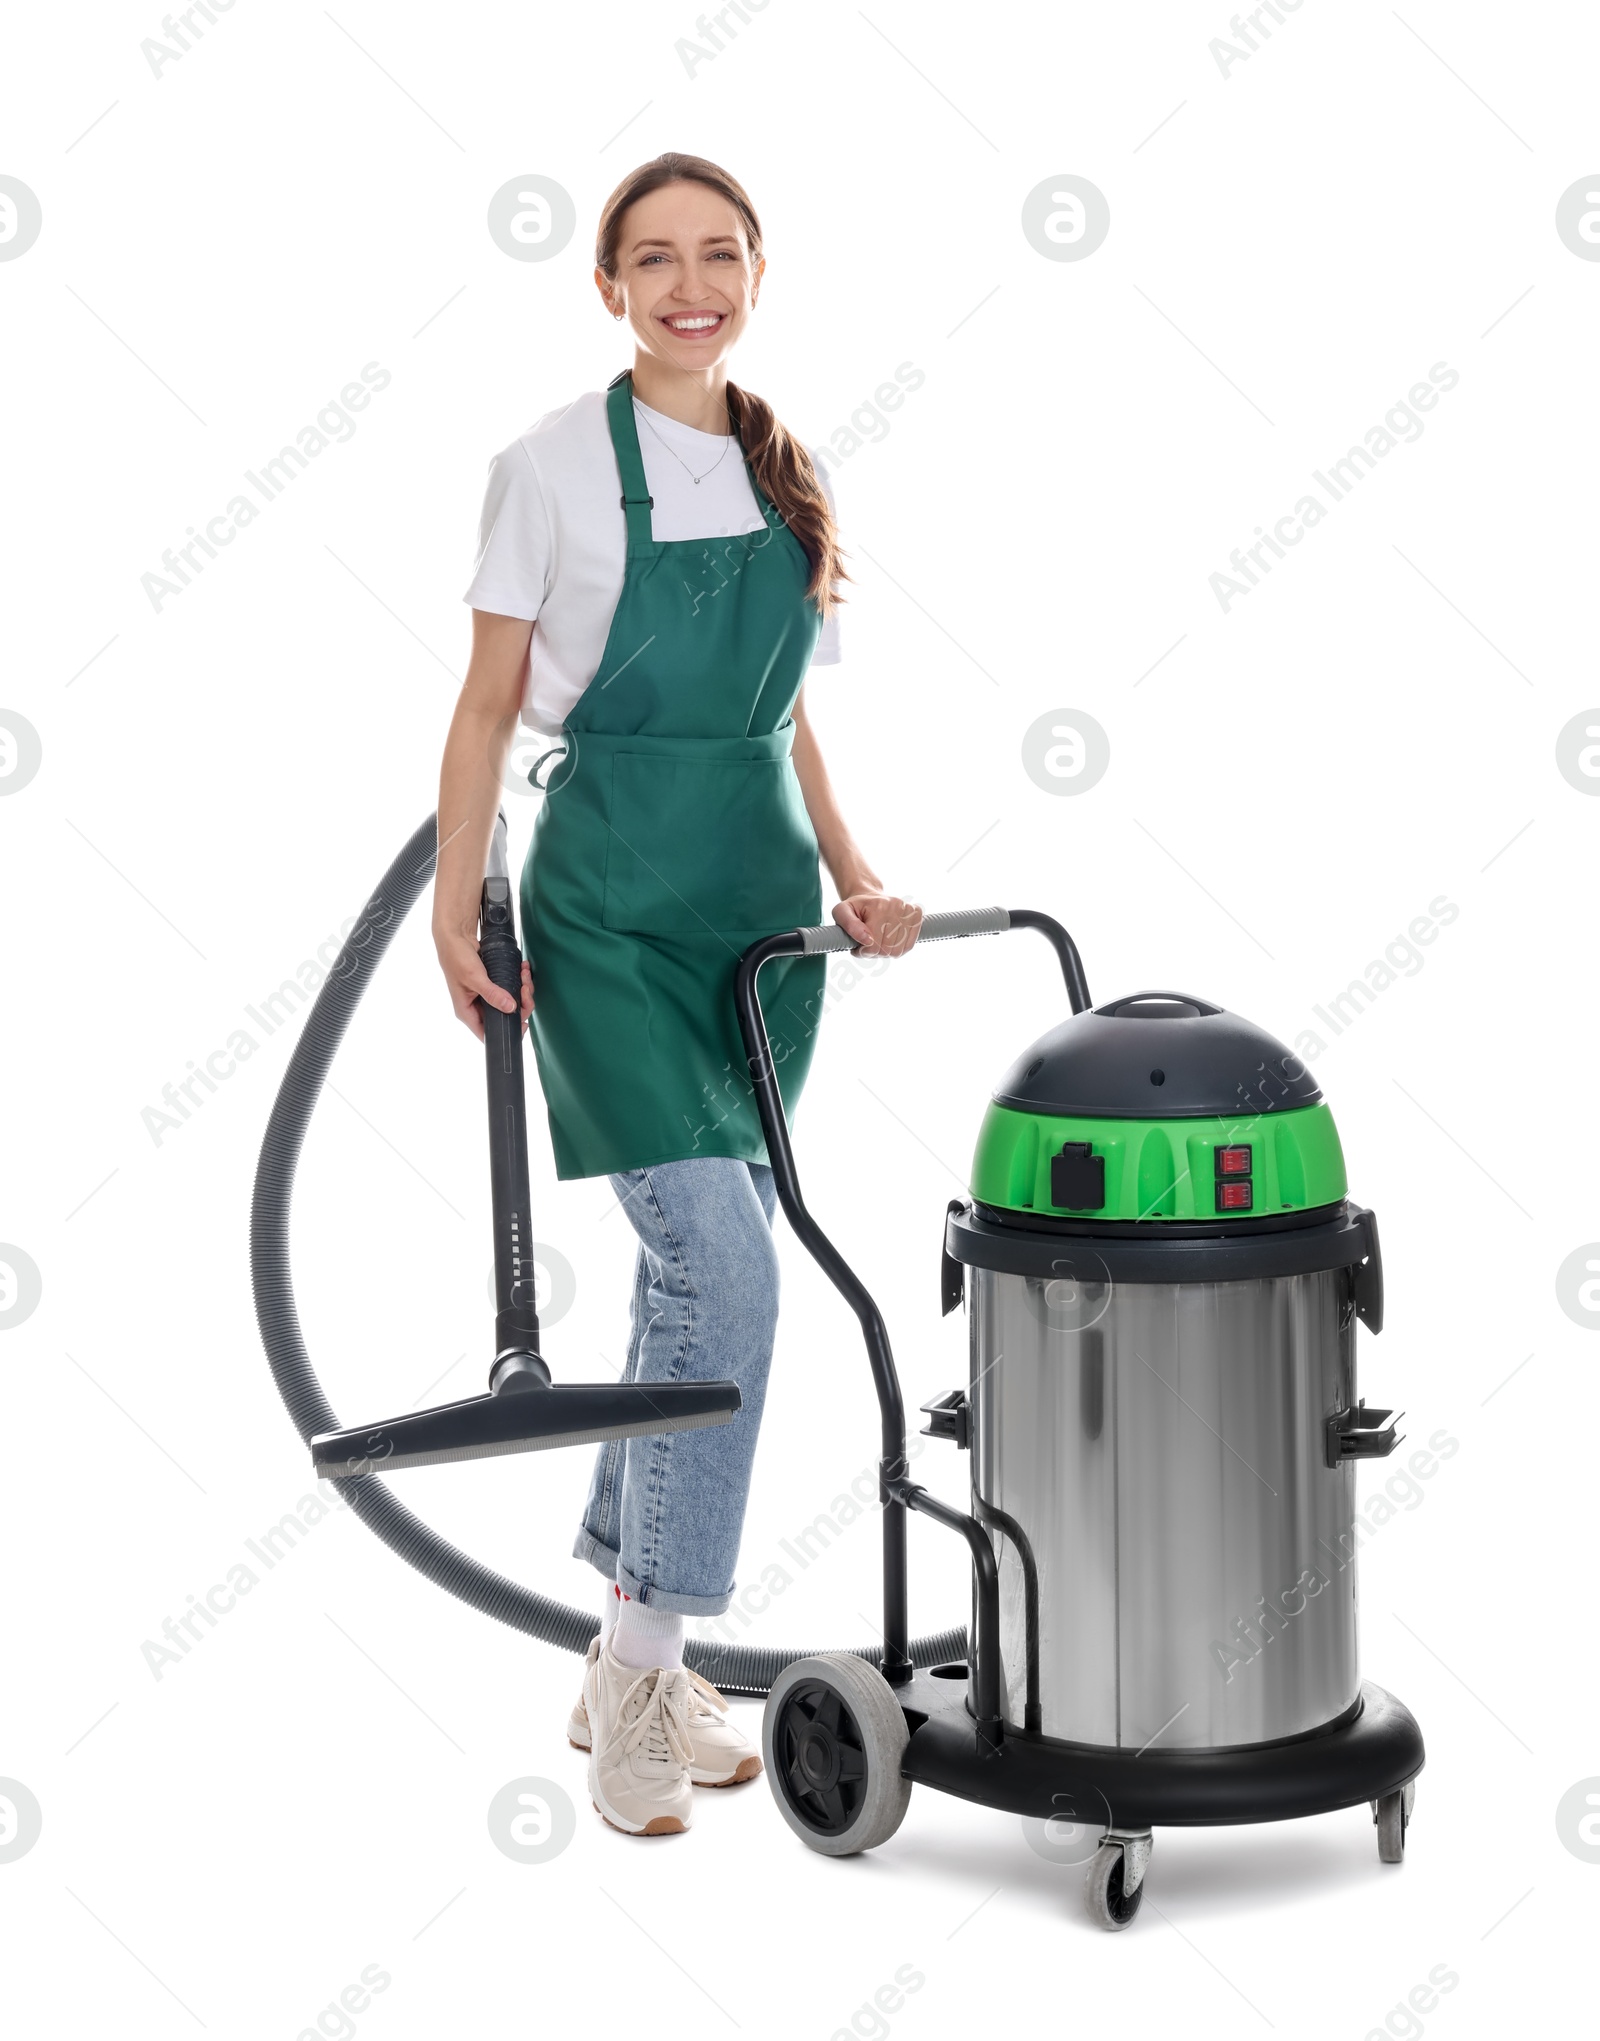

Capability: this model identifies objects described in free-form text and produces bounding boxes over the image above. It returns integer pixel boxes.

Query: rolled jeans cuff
[570,1525,735,1618]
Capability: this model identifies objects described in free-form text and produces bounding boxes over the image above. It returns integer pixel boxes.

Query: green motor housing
[971,988,1343,1222]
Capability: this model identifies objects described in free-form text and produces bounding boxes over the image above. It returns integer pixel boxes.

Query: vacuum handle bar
[784,905,1092,1015]
[795,905,1011,953]
[730,905,1091,1686]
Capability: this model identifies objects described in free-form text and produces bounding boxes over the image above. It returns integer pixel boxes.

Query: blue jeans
[571,1157,780,1616]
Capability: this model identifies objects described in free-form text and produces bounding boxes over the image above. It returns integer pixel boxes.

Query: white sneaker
[677,1668,764,1787]
[569,1639,762,1788]
[584,1638,695,1837]
[566,1636,603,1749]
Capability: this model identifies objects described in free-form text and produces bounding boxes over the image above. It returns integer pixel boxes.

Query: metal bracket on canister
[1325,1400,1403,1467]
[940,1198,967,1316]
[920,1388,971,1449]
[1348,1204,1384,1333]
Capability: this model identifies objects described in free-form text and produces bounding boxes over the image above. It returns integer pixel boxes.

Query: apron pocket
[601,752,820,937]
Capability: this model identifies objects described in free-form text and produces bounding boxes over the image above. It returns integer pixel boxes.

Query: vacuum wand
[480,814,546,1390]
[308,811,742,1478]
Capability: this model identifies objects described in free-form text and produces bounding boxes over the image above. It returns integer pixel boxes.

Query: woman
[433,152,921,1838]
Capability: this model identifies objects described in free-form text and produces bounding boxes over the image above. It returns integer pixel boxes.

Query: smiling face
[599,179,763,376]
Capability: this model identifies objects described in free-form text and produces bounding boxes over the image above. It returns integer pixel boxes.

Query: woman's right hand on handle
[433,607,539,1043]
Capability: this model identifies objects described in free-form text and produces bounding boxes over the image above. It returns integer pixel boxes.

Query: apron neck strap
[605,369,778,545]
[605,371,656,552]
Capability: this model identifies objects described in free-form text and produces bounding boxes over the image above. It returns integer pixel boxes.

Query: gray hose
[249,815,967,1697]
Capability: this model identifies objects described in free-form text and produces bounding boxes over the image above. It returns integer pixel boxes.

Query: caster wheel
[1374,1780,1415,1864]
[762,1653,911,1857]
[1084,1840,1147,1931]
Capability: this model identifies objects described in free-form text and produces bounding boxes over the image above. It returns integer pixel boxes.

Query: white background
[2,1,1596,2035]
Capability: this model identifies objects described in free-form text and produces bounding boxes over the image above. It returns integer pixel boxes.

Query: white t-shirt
[463,388,841,734]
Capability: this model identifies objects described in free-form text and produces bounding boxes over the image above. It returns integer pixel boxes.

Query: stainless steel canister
[968,1263,1361,1750]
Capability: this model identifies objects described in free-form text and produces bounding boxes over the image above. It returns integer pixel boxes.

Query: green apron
[520,370,828,1180]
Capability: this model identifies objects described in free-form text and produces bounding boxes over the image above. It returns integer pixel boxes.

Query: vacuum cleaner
[251,814,1423,1929]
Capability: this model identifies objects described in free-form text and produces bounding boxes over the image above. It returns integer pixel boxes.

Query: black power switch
[1050,1141,1105,1210]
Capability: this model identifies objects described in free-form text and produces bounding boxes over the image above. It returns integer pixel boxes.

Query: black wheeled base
[897,1669,1424,1832]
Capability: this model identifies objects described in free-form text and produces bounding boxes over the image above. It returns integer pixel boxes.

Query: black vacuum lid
[993,989,1322,1120]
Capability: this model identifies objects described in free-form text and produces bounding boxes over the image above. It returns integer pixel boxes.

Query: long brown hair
[595,152,849,619]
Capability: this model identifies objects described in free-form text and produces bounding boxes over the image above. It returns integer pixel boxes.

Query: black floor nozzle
[311,1378,742,1478]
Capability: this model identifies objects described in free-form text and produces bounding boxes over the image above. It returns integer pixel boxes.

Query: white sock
[599,1580,622,1644]
[611,1591,685,1671]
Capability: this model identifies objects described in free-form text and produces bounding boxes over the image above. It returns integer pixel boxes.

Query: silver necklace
[633,397,735,485]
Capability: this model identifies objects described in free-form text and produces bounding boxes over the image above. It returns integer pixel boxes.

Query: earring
[613,311,624,321]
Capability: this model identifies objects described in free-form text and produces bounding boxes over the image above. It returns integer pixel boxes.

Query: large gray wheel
[762,1653,911,1857]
